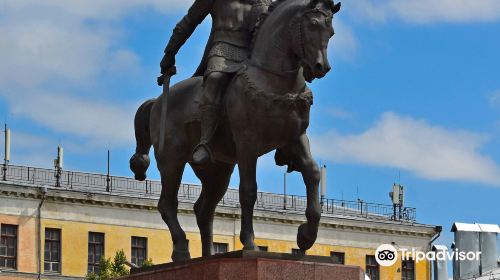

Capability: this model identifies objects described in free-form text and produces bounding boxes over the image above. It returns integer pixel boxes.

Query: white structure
[434,222,500,280]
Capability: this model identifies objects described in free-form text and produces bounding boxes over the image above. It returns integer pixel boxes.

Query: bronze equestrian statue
[159,0,271,166]
[130,0,341,262]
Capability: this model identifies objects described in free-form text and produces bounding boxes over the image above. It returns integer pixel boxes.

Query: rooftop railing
[1,164,416,222]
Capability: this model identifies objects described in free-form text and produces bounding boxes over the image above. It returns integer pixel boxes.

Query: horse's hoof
[130,153,150,181]
[297,223,318,251]
[172,249,191,262]
[202,246,215,257]
[240,231,258,251]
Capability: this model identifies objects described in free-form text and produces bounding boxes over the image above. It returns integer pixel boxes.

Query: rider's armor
[162,0,271,77]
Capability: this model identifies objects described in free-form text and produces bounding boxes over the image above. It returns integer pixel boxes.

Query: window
[88,232,104,273]
[330,251,345,265]
[0,224,17,269]
[131,237,147,267]
[402,259,415,280]
[44,228,61,272]
[366,255,379,280]
[292,248,303,255]
[213,243,228,254]
[258,246,268,252]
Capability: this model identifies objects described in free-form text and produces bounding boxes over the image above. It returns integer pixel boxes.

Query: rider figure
[159,0,271,165]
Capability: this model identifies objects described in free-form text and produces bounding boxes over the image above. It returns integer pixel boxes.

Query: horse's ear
[332,2,341,14]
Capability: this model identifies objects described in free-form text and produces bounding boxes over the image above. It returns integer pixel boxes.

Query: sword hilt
[157,66,177,86]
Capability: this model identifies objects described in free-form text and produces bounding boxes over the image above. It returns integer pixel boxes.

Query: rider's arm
[161,0,212,74]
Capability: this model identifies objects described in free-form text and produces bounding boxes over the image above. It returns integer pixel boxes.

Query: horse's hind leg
[236,147,259,250]
[192,161,235,256]
[157,158,190,261]
[276,134,321,252]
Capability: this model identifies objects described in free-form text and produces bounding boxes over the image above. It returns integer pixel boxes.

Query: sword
[157,66,176,154]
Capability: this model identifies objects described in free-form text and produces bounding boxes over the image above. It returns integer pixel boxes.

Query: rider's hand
[160,52,175,75]
[158,52,177,86]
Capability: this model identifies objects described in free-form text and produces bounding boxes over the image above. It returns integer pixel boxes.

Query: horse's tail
[130,99,155,181]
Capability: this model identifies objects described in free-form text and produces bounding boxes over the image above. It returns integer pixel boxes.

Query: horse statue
[130,0,341,262]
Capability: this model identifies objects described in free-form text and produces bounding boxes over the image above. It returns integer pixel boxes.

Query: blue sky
[1,0,499,252]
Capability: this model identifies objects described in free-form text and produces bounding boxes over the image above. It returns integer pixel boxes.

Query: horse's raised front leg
[237,146,259,250]
[157,159,191,262]
[276,134,321,252]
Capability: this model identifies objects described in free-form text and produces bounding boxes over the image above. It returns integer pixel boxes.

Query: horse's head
[291,0,341,82]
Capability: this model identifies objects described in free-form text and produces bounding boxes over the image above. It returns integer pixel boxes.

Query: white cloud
[0,1,187,21]
[106,50,142,77]
[0,130,113,168]
[489,89,500,107]
[311,112,500,186]
[0,0,186,149]
[348,0,500,24]
[3,90,135,147]
[330,19,358,61]
[0,131,57,168]
[0,18,113,86]
[326,106,354,120]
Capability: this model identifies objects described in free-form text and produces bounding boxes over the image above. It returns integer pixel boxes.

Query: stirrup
[192,143,214,164]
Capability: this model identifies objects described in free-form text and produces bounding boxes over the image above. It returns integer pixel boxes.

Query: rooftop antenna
[106,148,111,192]
[389,183,404,221]
[320,165,327,208]
[3,124,10,181]
[283,172,287,210]
[54,145,63,187]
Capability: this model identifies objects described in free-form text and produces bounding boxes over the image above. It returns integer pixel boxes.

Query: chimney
[478,224,500,275]
[451,223,481,280]
[432,245,448,280]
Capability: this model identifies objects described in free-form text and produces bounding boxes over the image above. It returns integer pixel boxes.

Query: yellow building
[0,165,440,280]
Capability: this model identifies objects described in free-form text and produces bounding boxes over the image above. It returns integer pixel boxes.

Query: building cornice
[0,182,438,238]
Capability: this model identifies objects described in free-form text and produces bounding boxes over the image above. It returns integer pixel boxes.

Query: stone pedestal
[126,250,365,280]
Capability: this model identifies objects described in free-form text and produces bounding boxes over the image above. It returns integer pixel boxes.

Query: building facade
[0,165,439,280]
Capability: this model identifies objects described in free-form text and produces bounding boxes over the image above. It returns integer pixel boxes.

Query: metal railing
[0,164,416,222]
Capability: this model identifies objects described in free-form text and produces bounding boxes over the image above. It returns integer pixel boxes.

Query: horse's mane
[250,0,335,51]
[250,0,289,51]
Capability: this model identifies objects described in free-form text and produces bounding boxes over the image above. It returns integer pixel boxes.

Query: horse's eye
[311,18,319,25]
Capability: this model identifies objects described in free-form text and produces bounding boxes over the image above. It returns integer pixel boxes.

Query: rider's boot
[192,104,218,165]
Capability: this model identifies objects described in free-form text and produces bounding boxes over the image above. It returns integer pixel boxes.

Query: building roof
[1,164,423,225]
[451,222,500,233]
[452,223,482,232]
[478,223,500,233]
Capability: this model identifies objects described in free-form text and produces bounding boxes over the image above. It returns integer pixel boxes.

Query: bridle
[249,6,333,77]
[291,7,333,62]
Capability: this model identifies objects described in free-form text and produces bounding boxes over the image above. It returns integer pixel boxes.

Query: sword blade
[158,75,171,154]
